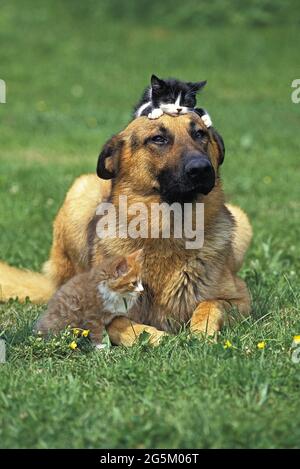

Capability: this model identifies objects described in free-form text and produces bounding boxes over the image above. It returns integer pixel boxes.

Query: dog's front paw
[145,327,168,346]
[148,108,163,120]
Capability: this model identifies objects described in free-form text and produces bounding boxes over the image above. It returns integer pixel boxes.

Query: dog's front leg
[107,317,167,347]
[191,288,251,337]
[190,300,228,337]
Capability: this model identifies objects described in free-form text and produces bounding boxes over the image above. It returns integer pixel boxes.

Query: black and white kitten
[134,75,212,127]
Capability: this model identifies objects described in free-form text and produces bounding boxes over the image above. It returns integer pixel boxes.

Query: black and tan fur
[0,113,252,345]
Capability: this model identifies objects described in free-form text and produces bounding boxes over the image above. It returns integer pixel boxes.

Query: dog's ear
[210,127,225,165]
[96,134,124,180]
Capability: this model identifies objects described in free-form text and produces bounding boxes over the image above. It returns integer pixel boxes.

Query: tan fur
[190,300,225,336]
[0,113,252,344]
[0,261,54,304]
[226,204,253,272]
[43,175,112,286]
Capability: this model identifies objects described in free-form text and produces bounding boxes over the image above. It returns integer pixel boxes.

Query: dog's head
[97,113,225,204]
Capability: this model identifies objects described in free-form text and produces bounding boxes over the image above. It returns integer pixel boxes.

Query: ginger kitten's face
[106,250,144,296]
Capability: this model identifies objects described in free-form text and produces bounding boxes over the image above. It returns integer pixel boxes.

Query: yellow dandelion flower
[72,328,81,336]
[257,341,266,350]
[224,340,232,349]
[82,329,89,337]
[293,335,300,344]
[69,341,78,350]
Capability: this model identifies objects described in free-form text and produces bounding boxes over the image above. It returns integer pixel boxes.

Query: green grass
[0,0,300,449]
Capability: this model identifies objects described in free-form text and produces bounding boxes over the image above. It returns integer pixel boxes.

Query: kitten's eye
[150,135,168,145]
[131,281,142,290]
[185,98,196,108]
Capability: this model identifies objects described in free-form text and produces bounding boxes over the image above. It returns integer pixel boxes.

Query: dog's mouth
[158,185,208,204]
[156,171,215,204]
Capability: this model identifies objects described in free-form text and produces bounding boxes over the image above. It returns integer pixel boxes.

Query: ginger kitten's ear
[114,257,128,277]
[114,250,143,277]
[126,249,143,264]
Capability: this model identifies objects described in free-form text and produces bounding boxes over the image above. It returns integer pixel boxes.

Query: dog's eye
[194,129,206,140]
[150,135,168,145]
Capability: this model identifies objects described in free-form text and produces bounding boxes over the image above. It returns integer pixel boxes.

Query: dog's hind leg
[43,244,76,289]
[43,174,112,288]
[42,206,77,288]
[226,204,253,273]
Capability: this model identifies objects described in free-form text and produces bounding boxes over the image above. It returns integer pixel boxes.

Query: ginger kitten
[35,250,143,348]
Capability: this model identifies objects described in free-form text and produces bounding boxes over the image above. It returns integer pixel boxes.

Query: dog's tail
[226,204,253,273]
[0,261,55,304]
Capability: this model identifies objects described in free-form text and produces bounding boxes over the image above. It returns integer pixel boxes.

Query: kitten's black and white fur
[134,75,212,127]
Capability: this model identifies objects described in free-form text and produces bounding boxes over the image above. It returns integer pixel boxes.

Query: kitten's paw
[201,113,212,128]
[148,109,163,119]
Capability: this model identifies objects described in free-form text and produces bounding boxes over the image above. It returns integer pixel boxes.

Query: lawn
[0,0,300,449]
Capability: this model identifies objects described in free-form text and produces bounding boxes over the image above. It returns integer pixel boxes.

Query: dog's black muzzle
[158,152,215,204]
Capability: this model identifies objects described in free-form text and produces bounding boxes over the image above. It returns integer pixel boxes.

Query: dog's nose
[177,108,182,113]
[184,157,212,181]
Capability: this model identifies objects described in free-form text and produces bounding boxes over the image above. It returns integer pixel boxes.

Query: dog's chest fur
[124,214,232,332]
[144,254,208,322]
[93,196,234,333]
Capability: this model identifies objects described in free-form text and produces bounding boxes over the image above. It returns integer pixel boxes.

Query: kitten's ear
[151,74,166,90]
[96,134,124,180]
[126,249,143,264]
[115,257,129,277]
[188,80,207,92]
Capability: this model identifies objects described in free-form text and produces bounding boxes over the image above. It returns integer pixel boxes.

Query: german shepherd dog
[0,113,252,345]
